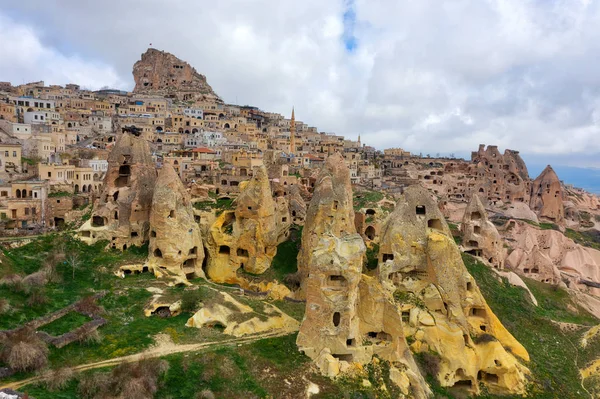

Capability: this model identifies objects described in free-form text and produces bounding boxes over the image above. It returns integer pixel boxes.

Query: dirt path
[0,329,294,391]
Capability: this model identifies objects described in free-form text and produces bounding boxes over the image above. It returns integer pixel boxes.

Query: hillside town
[2,48,600,398]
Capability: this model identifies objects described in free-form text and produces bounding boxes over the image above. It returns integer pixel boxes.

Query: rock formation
[461,194,505,269]
[377,185,529,395]
[530,165,564,224]
[287,185,307,225]
[204,165,290,282]
[77,133,157,249]
[132,48,221,102]
[297,154,431,398]
[146,163,205,280]
[504,220,600,292]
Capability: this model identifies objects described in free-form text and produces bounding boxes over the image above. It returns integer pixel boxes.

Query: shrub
[415,352,441,378]
[196,389,216,399]
[79,358,168,399]
[22,270,49,287]
[27,287,49,307]
[75,296,104,316]
[283,271,302,289]
[80,329,103,345]
[180,290,202,313]
[0,298,10,314]
[0,327,49,371]
[78,371,111,399]
[43,367,74,391]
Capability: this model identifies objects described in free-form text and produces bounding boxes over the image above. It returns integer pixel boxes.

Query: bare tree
[66,253,82,280]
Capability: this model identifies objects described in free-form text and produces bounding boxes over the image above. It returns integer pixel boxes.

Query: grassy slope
[9,235,600,398]
[463,253,598,399]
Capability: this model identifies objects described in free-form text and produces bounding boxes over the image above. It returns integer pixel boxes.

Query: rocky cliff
[461,194,505,269]
[530,165,565,224]
[77,132,157,249]
[147,163,205,281]
[377,186,529,395]
[132,48,221,102]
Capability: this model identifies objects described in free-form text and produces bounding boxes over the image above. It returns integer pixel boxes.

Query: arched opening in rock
[382,253,394,262]
[152,306,171,318]
[365,226,376,240]
[113,191,119,201]
[154,248,163,258]
[168,210,175,218]
[365,209,376,216]
[416,205,426,215]
[333,312,341,327]
[471,211,482,220]
[92,216,105,227]
[54,217,65,229]
[219,245,230,255]
[327,275,347,288]
[237,248,249,257]
[151,230,157,238]
[189,246,197,255]
[473,225,481,234]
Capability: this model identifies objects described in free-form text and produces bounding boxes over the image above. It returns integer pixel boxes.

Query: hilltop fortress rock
[77,133,157,249]
[461,194,505,269]
[530,165,565,224]
[204,165,290,282]
[297,154,431,398]
[377,186,529,396]
[147,163,205,280]
[132,48,221,102]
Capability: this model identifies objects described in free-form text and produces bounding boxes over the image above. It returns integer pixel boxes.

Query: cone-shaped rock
[204,165,290,282]
[377,185,529,396]
[147,163,204,280]
[77,132,157,249]
[530,165,564,223]
[461,194,505,269]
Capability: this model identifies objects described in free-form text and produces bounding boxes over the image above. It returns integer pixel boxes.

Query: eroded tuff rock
[504,220,600,293]
[297,154,431,398]
[377,186,529,396]
[461,195,505,269]
[530,165,564,224]
[132,48,221,102]
[147,163,204,280]
[287,185,307,226]
[78,133,157,249]
[204,165,290,282]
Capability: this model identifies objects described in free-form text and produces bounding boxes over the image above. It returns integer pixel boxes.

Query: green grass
[48,191,72,198]
[38,312,92,337]
[353,190,384,211]
[463,253,598,398]
[565,228,600,251]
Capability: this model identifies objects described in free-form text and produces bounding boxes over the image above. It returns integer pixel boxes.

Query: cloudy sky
[1,0,600,180]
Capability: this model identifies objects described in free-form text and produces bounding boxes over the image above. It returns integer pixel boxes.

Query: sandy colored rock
[461,194,505,269]
[77,133,157,249]
[504,220,600,291]
[186,291,299,337]
[204,165,290,282]
[296,153,430,399]
[530,165,564,224]
[147,163,205,280]
[287,185,307,225]
[377,185,529,396]
[132,48,220,102]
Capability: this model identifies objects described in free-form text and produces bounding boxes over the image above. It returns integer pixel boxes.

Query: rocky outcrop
[77,133,157,249]
[377,185,529,396]
[147,163,205,280]
[132,48,221,102]
[504,220,600,293]
[204,165,290,282]
[287,185,307,225]
[530,165,564,224]
[461,195,505,269]
[297,154,430,398]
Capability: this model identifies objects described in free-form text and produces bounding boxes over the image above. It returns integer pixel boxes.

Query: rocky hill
[132,48,221,102]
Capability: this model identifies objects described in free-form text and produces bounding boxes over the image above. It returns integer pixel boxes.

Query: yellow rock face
[204,165,290,282]
[186,291,299,337]
[378,185,529,396]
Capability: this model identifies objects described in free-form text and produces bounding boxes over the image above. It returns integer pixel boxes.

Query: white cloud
[0,13,126,90]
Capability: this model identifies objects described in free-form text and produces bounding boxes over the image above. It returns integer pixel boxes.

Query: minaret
[358,134,361,145]
[289,107,296,154]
